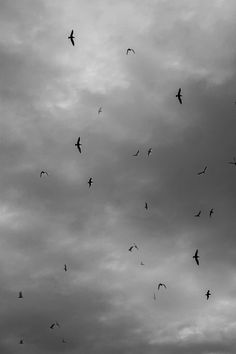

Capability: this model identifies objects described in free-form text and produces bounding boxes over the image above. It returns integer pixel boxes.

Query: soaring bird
[50,323,55,329]
[126,48,135,55]
[197,166,207,175]
[133,150,139,157]
[193,249,199,265]
[98,107,102,114]
[158,283,167,290]
[64,264,67,272]
[205,290,211,300]
[147,148,152,157]
[75,137,82,153]
[40,171,48,178]
[19,339,24,344]
[209,208,214,217]
[68,30,75,46]
[88,177,93,188]
[228,157,236,165]
[176,88,182,104]
[194,210,201,217]
[18,291,23,299]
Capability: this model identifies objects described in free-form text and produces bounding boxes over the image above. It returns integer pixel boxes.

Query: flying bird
[205,290,211,300]
[197,166,207,175]
[176,88,182,104]
[194,210,201,217]
[133,150,139,157]
[68,30,75,46]
[128,245,134,252]
[158,283,167,290]
[19,339,24,345]
[209,208,214,217]
[147,148,152,157]
[18,291,23,299]
[193,249,199,265]
[228,157,236,165]
[75,137,82,153]
[145,202,148,210]
[64,264,67,272]
[98,107,102,114]
[40,171,48,178]
[88,177,93,188]
[50,323,55,329]
[126,48,135,55]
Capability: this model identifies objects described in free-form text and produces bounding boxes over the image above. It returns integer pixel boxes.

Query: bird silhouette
[98,107,102,114]
[50,323,55,329]
[40,171,48,178]
[64,264,67,272]
[194,210,201,217]
[75,137,82,153]
[158,283,167,290]
[176,88,182,104]
[88,177,93,188]
[68,30,75,46]
[197,166,207,175]
[209,208,214,217]
[193,249,199,265]
[140,261,145,266]
[147,148,152,157]
[133,150,139,157]
[126,48,135,55]
[205,290,211,300]
[19,339,24,344]
[228,157,236,165]
[18,291,23,299]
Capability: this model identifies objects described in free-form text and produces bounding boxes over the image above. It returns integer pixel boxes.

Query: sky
[1,0,236,353]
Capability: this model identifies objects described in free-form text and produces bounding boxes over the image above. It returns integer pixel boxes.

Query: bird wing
[129,246,133,251]
[40,172,43,177]
[78,146,81,153]
[71,30,74,36]
[178,88,181,95]
[196,258,199,265]
[126,49,129,55]
[178,96,182,104]
[195,249,198,257]
[158,284,161,290]
[163,284,167,288]
[131,49,135,53]
[70,37,75,46]
[77,137,80,144]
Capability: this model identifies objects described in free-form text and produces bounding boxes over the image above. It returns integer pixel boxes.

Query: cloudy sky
[1,0,236,353]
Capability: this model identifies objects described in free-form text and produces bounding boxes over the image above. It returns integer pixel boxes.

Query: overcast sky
[1,0,236,353]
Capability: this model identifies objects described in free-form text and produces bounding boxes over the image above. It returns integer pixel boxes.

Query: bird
[193,249,199,265]
[145,202,148,210]
[205,290,211,300]
[98,107,102,114]
[133,150,139,157]
[194,210,201,217]
[75,137,82,153]
[197,166,207,175]
[64,264,67,272]
[19,339,24,344]
[158,283,167,290]
[126,48,135,55]
[176,88,182,104]
[50,323,55,329]
[140,261,145,266]
[18,291,23,299]
[228,157,236,165]
[40,171,48,178]
[88,177,93,188]
[128,245,134,252]
[147,148,152,157]
[209,208,214,217]
[68,30,75,46]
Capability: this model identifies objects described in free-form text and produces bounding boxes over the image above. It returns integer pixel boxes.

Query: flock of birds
[15,29,236,347]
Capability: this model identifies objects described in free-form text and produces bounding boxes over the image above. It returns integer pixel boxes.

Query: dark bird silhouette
[18,291,23,299]
[197,166,207,175]
[194,210,201,217]
[98,107,102,114]
[147,148,152,157]
[75,137,82,153]
[68,30,75,46]
[64,264,67,272]
[50,323,55,329]
[145,202,148,210]
[193,249,199,265]
[205,290,211,300]
[140,261,145,266]
[209,208,214,217]
[126,48,135,55]
[133,150,139,157]
[88,177,93,188]
[176,88,182,104]
[228,157,236,165]
[158,283,167,290]
[40,171,48,178]
[19,339,24,344]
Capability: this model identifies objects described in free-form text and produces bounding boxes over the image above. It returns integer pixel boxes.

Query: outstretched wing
[126,49,129,55]
[158,284,161,290]
[178,88,181,95]
[70,37,75,46]
[178,95,182,104]
[70,30,74,36]
[131,49,135,54]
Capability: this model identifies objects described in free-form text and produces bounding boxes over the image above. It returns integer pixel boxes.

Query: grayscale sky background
[1,0,236,353]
